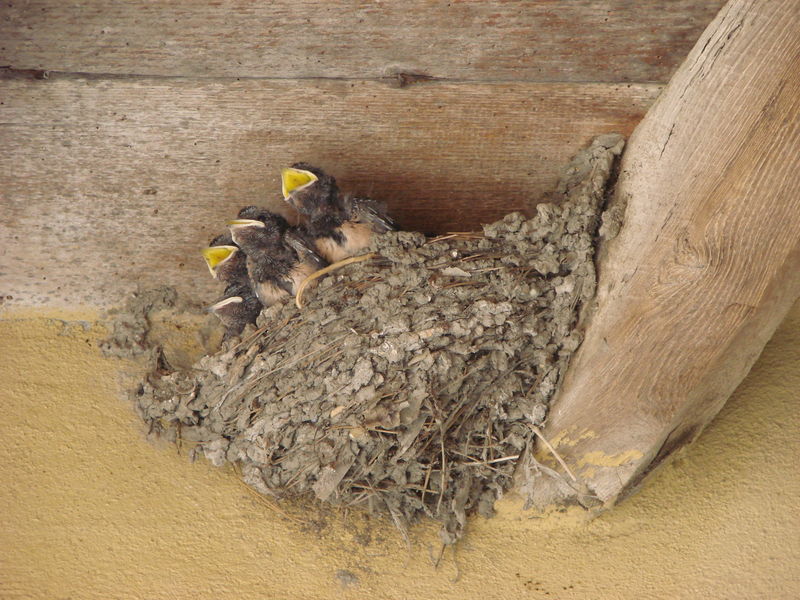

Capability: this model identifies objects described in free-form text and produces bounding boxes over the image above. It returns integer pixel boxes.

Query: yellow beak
[281,167,318,199]
[226,219,263,227]
[201,245,237,277]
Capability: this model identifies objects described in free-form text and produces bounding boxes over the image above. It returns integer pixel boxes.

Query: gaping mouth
[201,245,238,277]
[281,167,318,199]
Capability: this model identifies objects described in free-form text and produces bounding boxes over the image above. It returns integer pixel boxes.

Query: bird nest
[122,134,624,544]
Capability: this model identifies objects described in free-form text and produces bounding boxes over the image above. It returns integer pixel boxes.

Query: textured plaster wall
[1,302,798,599]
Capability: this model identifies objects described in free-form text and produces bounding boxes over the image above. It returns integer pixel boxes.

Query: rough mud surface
[111,135,624,543]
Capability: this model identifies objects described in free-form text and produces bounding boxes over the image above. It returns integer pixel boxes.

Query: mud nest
[126,135,624,543]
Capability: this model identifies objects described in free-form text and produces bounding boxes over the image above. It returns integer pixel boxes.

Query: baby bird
[202,233,262,338]
[209,286,263,340]
[202,233,244,282]
[227,211,324,306]
[209,296,248,334]
[280,163,340,217]
[281,163,397,263]
[237,204,328,274]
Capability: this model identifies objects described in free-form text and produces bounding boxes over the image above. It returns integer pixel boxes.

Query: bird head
[209,296,243,318]
[201,245,239,278]
[208,232,234,247]
[237,205,281,223]
[227,216,287,250]
[281,163,340,216]
[227,218,266,249]
[281,167,318,201]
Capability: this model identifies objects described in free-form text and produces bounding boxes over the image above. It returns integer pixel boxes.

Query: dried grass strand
[528,423,578,483]
[295,253,376,308]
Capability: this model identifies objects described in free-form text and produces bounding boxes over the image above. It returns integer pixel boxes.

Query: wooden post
[530,0,800,508]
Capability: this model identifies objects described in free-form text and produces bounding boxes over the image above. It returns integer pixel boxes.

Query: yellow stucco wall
[1,302,798,599]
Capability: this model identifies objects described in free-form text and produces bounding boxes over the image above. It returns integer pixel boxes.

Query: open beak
[281,167,318,200]
[201,245,238,278]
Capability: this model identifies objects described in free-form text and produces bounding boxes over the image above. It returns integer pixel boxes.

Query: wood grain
[0,0,723,82]
[532,0,800,507]
[0,75,659,307]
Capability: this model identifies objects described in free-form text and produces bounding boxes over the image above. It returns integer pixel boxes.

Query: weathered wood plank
[0,1,724,82]
[0,75,659,307]
[530,0,800,508]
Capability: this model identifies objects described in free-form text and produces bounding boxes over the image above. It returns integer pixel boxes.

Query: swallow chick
[237,205,328,272]
[209,283,263,340]
[227,213,323,306]
[209,296,247,334]
[281,164,397,263]
[201,234,261,305]
[280,163,340,217]
[222,280,262,335]
[202,234,263,337]
[202,240,244,283]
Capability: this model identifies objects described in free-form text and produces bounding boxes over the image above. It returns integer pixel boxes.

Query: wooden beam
[0,75,658,307]
[530,0,800,508]
[0,1,723,82]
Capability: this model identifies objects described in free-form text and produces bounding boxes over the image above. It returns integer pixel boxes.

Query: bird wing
[344,196,398,233]
[285,229,329,270]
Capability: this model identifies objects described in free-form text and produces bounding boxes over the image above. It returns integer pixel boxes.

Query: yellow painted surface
[577,450,644,468]
[1,303,799,599]
[549,426,597,449]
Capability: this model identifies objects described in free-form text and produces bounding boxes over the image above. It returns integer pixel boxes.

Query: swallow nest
[131,135,624,544]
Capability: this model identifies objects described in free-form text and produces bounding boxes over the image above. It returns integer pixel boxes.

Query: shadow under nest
[126,134,624,544]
